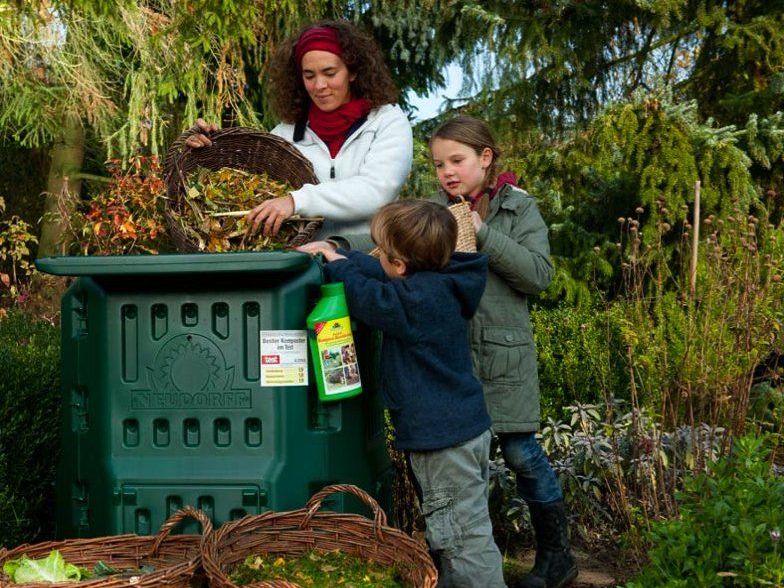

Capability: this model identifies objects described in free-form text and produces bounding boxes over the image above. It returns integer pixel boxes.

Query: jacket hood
[441,252,488,319]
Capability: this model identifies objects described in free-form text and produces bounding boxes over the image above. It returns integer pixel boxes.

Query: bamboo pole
[689,180,701,297]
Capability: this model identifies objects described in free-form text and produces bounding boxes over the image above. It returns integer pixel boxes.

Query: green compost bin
[36,252,390,538]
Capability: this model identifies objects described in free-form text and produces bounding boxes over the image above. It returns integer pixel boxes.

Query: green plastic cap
[321,282,345,296]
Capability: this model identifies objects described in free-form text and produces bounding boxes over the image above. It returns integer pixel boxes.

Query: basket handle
[300,484,387,540]
[149,506,213,557]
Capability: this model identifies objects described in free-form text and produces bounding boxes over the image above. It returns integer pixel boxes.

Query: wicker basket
[0,507,211,588]
[202,484,437,588]
[370,196,477,258]
[163,126,322,252]
[448,196,477,253]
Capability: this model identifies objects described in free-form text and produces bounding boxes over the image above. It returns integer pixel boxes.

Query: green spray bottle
[307,282,363,402]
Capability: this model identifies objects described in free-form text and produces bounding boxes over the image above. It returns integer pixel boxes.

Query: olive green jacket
[337,185,553,433]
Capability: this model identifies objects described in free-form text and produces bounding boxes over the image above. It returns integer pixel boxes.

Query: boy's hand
[470,211,484,233]
[297,240,337,255]
[296,242,346,262]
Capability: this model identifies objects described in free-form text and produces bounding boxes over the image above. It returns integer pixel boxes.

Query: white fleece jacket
[271,103,413,238]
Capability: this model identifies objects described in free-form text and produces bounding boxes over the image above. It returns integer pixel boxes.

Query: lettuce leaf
[3,550,83,583]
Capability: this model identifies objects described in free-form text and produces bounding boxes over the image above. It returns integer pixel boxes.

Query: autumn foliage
[68,155,172,255]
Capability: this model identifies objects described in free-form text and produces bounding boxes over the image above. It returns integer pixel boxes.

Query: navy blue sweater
[324,250,491,451]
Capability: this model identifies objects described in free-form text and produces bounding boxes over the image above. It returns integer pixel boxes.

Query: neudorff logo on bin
[131,334,252,410]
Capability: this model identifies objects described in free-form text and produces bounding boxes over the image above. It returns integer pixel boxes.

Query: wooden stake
[690,180,701,297]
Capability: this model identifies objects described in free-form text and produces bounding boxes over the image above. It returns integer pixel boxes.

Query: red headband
[294,27,343,67]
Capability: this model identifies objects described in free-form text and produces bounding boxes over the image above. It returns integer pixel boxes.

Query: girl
[428,115,577,588]
[186,20,413,239]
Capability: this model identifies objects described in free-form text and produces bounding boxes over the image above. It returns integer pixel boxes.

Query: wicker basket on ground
[163,126,322,252]
[202,484,437,588]
[0,507,211,588]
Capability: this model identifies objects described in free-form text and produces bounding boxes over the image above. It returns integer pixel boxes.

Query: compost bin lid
[35,251,313,277]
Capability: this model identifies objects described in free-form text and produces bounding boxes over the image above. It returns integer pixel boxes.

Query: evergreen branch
[602,26,700,71]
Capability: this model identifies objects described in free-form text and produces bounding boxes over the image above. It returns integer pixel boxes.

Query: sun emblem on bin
[154,335,225,392]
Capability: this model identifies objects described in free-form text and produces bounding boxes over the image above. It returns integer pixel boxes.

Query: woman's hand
[184,118,218,148]
[296,241,346,262]
[470,211,484,233]
[246,195,295,236]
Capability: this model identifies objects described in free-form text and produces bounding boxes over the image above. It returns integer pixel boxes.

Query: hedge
[0,310,60,547]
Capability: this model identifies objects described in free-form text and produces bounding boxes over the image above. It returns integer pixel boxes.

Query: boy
[303,200,506,587]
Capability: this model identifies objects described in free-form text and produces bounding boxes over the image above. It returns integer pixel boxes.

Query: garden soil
[507,549,625,587]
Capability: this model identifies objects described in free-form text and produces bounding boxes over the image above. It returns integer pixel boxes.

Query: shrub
[64,155,172,255]
[626,434,784,587]
[619,205,784,438]
[0,310,60,547]
[0,196,38,305]
[531,302,628,421]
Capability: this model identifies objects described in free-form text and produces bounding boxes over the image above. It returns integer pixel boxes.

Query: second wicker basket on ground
[202,484,437,588]
[0,507,211,588]
[163,126,323,252]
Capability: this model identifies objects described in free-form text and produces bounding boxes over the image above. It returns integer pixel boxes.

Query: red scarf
[488,171,518,200]
[452,171,519,210]
[308,98,372,158]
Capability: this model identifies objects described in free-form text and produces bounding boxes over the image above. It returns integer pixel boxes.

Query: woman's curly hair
[268,20,399,123]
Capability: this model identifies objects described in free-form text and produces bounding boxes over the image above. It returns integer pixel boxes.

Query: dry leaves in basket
[229,549,404,588]
[169,167,303,252]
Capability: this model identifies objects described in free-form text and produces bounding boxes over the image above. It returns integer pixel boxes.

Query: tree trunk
[37,115,85,257]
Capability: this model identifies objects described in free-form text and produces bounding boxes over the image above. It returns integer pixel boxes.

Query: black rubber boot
[512,501,577,588]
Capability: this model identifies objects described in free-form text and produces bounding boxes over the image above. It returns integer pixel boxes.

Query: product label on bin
[260,330,308,387]
[314,317,361,395]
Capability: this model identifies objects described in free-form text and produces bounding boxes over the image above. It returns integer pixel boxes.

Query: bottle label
[259,330,308,387]
[314,316,361,395]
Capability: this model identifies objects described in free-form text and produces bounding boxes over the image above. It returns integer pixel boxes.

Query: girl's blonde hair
[429,115,501,191]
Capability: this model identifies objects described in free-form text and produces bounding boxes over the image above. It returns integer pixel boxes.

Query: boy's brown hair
[370,201,457,273]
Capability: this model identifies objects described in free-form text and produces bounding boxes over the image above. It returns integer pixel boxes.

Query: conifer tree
[442,1,784,135]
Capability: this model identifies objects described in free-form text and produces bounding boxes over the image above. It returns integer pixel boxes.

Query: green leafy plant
[3,551,84,584]
[626,434,784,587]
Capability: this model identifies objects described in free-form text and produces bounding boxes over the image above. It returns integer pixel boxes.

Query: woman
[187,20,413,239]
